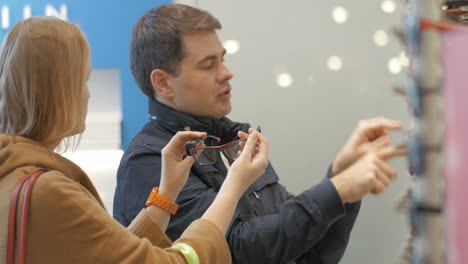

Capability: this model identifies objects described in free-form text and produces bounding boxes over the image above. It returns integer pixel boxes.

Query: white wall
[63,69,122,214]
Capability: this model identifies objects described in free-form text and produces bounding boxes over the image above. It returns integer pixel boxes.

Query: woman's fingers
[237,130,249,139]
[252,132,268,163]
[238,132,259,160]
[163,131,207,159]
[168,131,207,148]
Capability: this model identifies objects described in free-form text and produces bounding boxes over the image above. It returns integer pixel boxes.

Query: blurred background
[0,0,411,263]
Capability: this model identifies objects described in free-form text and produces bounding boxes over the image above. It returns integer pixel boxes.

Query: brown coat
[0,135,231,263]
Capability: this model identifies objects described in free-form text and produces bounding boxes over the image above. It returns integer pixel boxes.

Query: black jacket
[113,99,361,264]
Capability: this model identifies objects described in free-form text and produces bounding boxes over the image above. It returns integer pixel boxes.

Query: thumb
[180,154,195,167]
[360,134,391,152]
[238,132,259,160]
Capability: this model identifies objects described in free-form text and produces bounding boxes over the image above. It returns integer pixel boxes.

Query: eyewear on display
[403,16,421,57]
[185,135,246,166]
[444,0,468,9]
[403,73,423,118]
[406,131,442,176]
[408,204,443,250]
[402,15,466,58]
[398,72,441,119]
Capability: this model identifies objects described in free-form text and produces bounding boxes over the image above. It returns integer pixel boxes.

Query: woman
[0,17,268,263]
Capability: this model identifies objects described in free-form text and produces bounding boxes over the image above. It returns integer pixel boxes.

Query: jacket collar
[148,99,246,144]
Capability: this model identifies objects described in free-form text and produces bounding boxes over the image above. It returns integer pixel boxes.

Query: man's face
[168,30,234,118]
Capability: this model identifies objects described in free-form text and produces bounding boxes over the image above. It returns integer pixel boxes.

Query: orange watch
[145,187,179,215]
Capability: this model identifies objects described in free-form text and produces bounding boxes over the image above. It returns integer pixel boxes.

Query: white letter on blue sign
[45,4,67,21]
[1,6,9,29]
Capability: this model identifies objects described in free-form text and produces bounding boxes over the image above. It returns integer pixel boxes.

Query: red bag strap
[6,169,48,264]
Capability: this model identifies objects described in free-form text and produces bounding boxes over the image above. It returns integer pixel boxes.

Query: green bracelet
[171,243,200,264]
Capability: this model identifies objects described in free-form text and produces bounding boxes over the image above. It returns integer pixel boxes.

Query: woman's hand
[221,129,269,200]
[159,131,207,200]
[201,129,269,235]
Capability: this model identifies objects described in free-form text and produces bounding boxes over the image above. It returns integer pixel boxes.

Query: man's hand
[331,145,406,204]
[332,117,404,176]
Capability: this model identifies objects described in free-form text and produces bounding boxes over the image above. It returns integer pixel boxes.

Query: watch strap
[145,187,179,215]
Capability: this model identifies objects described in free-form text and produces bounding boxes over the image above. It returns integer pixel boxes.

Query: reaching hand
[332,117,404,176]
[159,131,207,200]
[331,144,406,204]
[221,129,269,200]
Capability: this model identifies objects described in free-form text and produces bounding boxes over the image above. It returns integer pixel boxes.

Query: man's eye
[202,64,213,70]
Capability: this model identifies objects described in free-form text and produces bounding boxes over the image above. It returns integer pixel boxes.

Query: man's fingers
[359,134,391,153]
[365,117,404,130]
[370,134,391,148]
[377,145,407,160]
[371,179,386,194]
[374,156,398,180]
[374,165,392,187]
[358,118,404,141]
[369,166,391,194]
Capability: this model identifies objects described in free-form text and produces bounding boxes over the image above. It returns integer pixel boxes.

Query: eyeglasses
[403,15,421,57]
[400,128,442,177]
[185,135,247,165]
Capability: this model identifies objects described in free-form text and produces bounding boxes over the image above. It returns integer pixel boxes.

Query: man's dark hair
[130,4,221,98]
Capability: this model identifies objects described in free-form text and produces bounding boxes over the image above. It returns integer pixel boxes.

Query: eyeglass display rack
[444,0,468,24]
[441,0,468,263]
[397,0,468,263]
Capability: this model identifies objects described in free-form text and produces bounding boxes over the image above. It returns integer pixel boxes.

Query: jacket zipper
[253,192,260,199]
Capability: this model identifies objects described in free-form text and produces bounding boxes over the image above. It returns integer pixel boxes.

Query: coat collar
[148,99,247,144]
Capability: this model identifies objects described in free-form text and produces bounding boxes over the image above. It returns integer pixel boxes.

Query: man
[114,4,405,263]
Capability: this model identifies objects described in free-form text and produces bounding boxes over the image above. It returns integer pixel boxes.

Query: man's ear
[151,69,174,99]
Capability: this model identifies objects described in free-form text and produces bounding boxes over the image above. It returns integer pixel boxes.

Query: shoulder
[29,170,110,235]
[33,170,100,208]
[125,123,172,157]
[117,124,167,182]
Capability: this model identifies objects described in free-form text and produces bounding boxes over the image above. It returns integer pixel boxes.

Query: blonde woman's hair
[0,16,90,149]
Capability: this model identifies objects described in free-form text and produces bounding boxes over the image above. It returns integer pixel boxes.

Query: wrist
[146,187,180,215]
[218,184,243,203]
[215,191,241,210]
[147,204,169,218]
[330,177,347,204]
[331,163,339,175]
[157,185,180,202]
[331,154,344,175]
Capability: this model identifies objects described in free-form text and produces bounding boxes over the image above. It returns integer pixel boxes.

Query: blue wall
[0,0,170,149]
